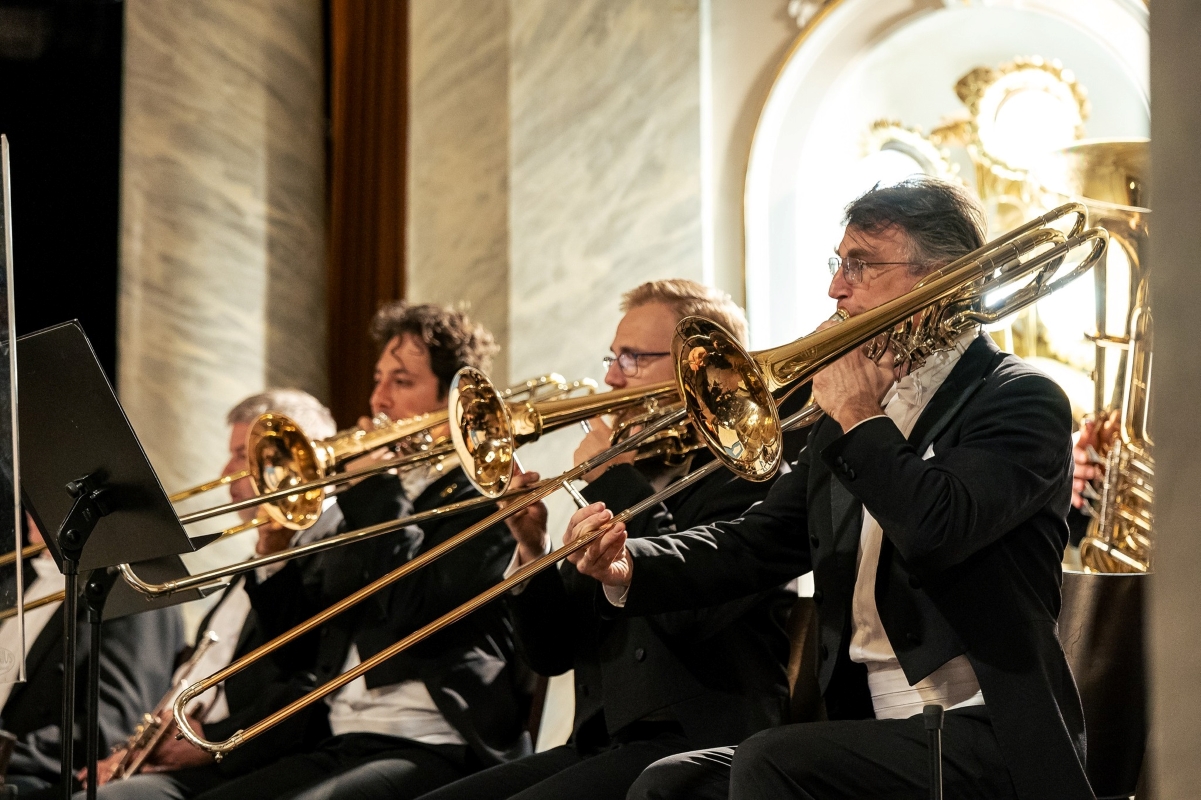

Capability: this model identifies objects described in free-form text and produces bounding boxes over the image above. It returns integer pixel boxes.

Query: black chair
[1058,571,1148,800]
[785,596,823,723]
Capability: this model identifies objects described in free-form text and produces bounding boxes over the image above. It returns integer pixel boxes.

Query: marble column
[407,0,512,381]
[507,0,702,749]
[1148,1,1201,794]
[705,0,798,305]
[120,0,325,580]
[509,0,702,387]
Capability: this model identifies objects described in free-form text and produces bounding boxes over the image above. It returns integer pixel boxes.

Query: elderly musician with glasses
[568,178,1092,800]
[412,280,795,800]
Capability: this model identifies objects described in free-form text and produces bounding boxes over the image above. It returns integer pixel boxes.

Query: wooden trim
[326,0,409,427]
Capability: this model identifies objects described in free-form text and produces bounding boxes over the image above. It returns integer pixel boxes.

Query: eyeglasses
[828,256,920,286]
[602,351,671,377]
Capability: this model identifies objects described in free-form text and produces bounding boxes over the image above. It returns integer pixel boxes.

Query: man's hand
[574,417,636,483]
[77,750,124,788]
[501,470,550,565]
[811,342,896,431]
[255,520,294,556]
[564,502,632,588]
[1073,411,1119,509]
[140,711,215,773]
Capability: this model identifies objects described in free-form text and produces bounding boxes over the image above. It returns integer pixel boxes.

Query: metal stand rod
[85,609,101,800]
[923,704,944,800]
[82,568,116,800]
[59,565,78,800]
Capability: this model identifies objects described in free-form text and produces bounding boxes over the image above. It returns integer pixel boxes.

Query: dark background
[0,0,123,383]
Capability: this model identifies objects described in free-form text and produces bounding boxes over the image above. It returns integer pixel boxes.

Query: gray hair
[843,177,988,275]
[226,389,337,440]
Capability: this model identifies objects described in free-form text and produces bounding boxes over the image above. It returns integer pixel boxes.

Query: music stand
[18,321,201,799]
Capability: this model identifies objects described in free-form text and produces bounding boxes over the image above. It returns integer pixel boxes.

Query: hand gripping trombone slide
[172,204,1108,756]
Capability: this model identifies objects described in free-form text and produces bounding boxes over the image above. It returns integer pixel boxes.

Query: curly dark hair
[843,177,988,275]
[370,301,498,396]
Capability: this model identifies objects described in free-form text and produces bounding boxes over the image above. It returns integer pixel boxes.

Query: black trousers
[187,733,471,800]
[628,708,1018,800]
[416,727,697,800]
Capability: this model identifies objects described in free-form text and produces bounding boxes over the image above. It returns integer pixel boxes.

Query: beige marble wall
[508,0,703,391]
[120,0,326,588]
[407,0,512,381]
[505,0,703,749]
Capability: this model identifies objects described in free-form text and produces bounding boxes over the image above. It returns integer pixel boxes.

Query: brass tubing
[121,474,558,598]
[178,450,445,526]
[0,543,48,568]
[0,589,67,621]
[124,413,682,599]
[169,471,249,504]
[174,403,821,756]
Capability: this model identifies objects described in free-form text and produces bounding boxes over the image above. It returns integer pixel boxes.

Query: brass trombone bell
[450,370,676,498]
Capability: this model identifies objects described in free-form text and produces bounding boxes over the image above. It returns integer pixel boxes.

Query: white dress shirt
[847,330,985,720]
[326,456,465,744]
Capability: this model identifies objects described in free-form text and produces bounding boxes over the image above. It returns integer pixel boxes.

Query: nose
[220,454,241,479]
[369,380,389,417]
[828,266,851,302]
[604,361,626,390]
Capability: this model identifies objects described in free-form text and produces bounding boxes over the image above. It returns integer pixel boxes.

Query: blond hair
[620,279,748,345]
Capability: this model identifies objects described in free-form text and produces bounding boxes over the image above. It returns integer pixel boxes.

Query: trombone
[173,205,1109,756]
[171,374,596,537]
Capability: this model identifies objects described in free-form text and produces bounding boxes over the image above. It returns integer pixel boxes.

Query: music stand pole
[82,568,118,800]
[54,475,111,800]
[923,704,945,800]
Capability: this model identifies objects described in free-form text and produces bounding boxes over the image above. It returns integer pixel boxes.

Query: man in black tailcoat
[569,179,1093,800]
[417,280,793,800]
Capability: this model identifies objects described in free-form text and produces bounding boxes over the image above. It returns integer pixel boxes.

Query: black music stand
[17,322,203,800]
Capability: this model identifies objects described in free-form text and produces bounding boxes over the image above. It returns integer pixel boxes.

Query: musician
[189,302,530,800]
[416,280,793,800]
[62,389,341,800]
[569,178,1092,800]
[1,516,184,794]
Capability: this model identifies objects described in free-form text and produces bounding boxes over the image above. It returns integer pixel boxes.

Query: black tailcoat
[245,469,530,767]
[508,457,793,750]
[620,334,1093,800]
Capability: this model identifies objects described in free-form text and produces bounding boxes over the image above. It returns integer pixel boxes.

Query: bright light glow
[987,89,1082,168]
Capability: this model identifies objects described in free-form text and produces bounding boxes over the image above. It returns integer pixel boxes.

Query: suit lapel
[819,420,862,550]
[411,467,465,513]
[907,334,1004,453]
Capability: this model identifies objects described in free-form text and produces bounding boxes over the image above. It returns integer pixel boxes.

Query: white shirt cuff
[504,539,551,594]
[844,413,888,434]
[603,583,630,607]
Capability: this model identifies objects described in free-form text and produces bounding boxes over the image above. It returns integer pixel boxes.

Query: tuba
[1038,140,1153,573]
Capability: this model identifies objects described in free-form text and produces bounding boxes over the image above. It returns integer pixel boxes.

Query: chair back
[786,596,823,723]
[1058,570,1148,800]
